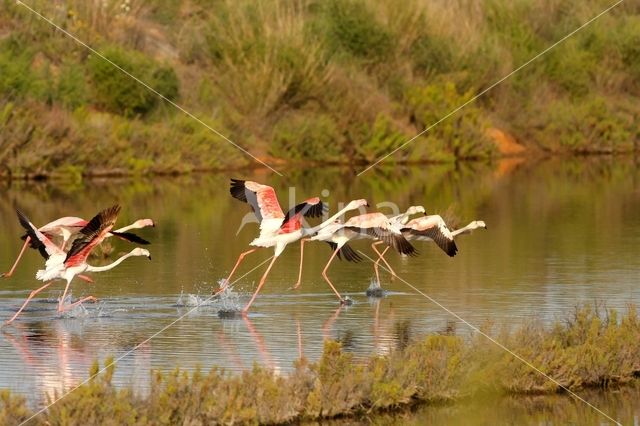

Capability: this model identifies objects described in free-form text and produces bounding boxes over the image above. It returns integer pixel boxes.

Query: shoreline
[1,151,637,182]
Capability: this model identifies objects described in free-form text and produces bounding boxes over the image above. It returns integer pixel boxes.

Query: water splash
[215,279,242,315]
[366,279,386,298]
[175,290,215,308]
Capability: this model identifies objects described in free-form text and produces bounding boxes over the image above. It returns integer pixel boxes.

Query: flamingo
[1,215,153,279]
[4,205,151,326]
[309,211,417,302]
[373,216,487,278]
[217,179,368,312]
[293,205,425,290]
[292,221,362,290]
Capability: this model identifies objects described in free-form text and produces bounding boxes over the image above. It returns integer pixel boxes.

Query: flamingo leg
[64,296,98,311]
[214,248,257,296]
[58,279,73,313]
[372,241,397,278]
[242,255,279,313]
[373,246,390,286]
[1,238,31,278]
[78,275,94,283]
[321,248,345,303]
[292,238,309,289]
[4,281,53,325]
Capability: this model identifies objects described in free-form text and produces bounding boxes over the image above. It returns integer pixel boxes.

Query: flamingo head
[346,199,369,210]
[135,219,155,228]
[406,205,426,216]
[131,248,152,260]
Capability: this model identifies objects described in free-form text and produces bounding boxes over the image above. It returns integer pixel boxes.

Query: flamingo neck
[392,208,418,225]
[113,222,141,233]
[85,251,137,272]
[306,204,360,235]
[451,221,480,237]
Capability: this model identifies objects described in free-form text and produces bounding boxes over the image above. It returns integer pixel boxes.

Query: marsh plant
[1,305,639,424]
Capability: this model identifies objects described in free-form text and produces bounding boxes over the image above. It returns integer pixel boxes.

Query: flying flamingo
[4,205,151,326]
[373,216,487,278]
[309,211,417,302]
[216,179,368,313]
[1,215,153,279]
[293,206,425,290]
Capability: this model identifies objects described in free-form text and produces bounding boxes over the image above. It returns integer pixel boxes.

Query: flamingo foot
[60,296,99,313]
[366,287,386,298]
[290,281,302,290]
[218,309,243,319]
[340,296,353,306]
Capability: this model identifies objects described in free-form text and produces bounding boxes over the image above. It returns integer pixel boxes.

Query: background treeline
[0,0,639,178]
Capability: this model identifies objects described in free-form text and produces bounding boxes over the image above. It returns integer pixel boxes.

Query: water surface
[0,158,639,422]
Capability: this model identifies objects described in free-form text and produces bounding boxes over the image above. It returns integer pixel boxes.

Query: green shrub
[55,62,88,109]
[0,39,34,99]
[323,0,394,62]
[87,46,179,116]
[270,112,342,162]
[406,82,496,161]
[534,97,636,153]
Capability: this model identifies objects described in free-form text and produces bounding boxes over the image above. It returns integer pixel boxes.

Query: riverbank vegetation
[1,0,639,178]
[1,305,639,424]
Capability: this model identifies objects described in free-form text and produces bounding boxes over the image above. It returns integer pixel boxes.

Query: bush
[87,46,179,116]
[322,0,394,62]
[406,82,496,161]
[0,39,34,99]
[269,112,343,162]
[533,97,636,153]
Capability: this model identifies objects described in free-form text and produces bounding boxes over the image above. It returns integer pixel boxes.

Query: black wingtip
[395,234,418,257]
[339,244,363,263]
[111,231,151,245]
[446,241,458,257]
[230,179,248,202]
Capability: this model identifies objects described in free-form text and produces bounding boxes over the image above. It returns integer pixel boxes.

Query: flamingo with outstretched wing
[1,214,153,279]
[4,205,151,326]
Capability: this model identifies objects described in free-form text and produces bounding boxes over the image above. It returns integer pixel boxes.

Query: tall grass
[0,0,638,178]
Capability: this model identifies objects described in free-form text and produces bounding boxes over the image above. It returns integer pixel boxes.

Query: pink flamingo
[4,205,151,326]
[295,206,425,290]
[373,216,487,277]
[309,211,417,301]
[1,215,153,279]
[217,179,368,313]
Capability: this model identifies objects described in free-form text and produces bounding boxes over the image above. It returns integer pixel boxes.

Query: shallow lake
[1,157,639,423]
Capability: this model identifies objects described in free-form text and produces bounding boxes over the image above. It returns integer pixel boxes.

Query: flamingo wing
[404,215,457,257]
[230,179,285,223]
[344,225,418,256]
[64,205,121,266]
[281,197,327,229]
[16,210,65,260]
[326,242,363,263]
